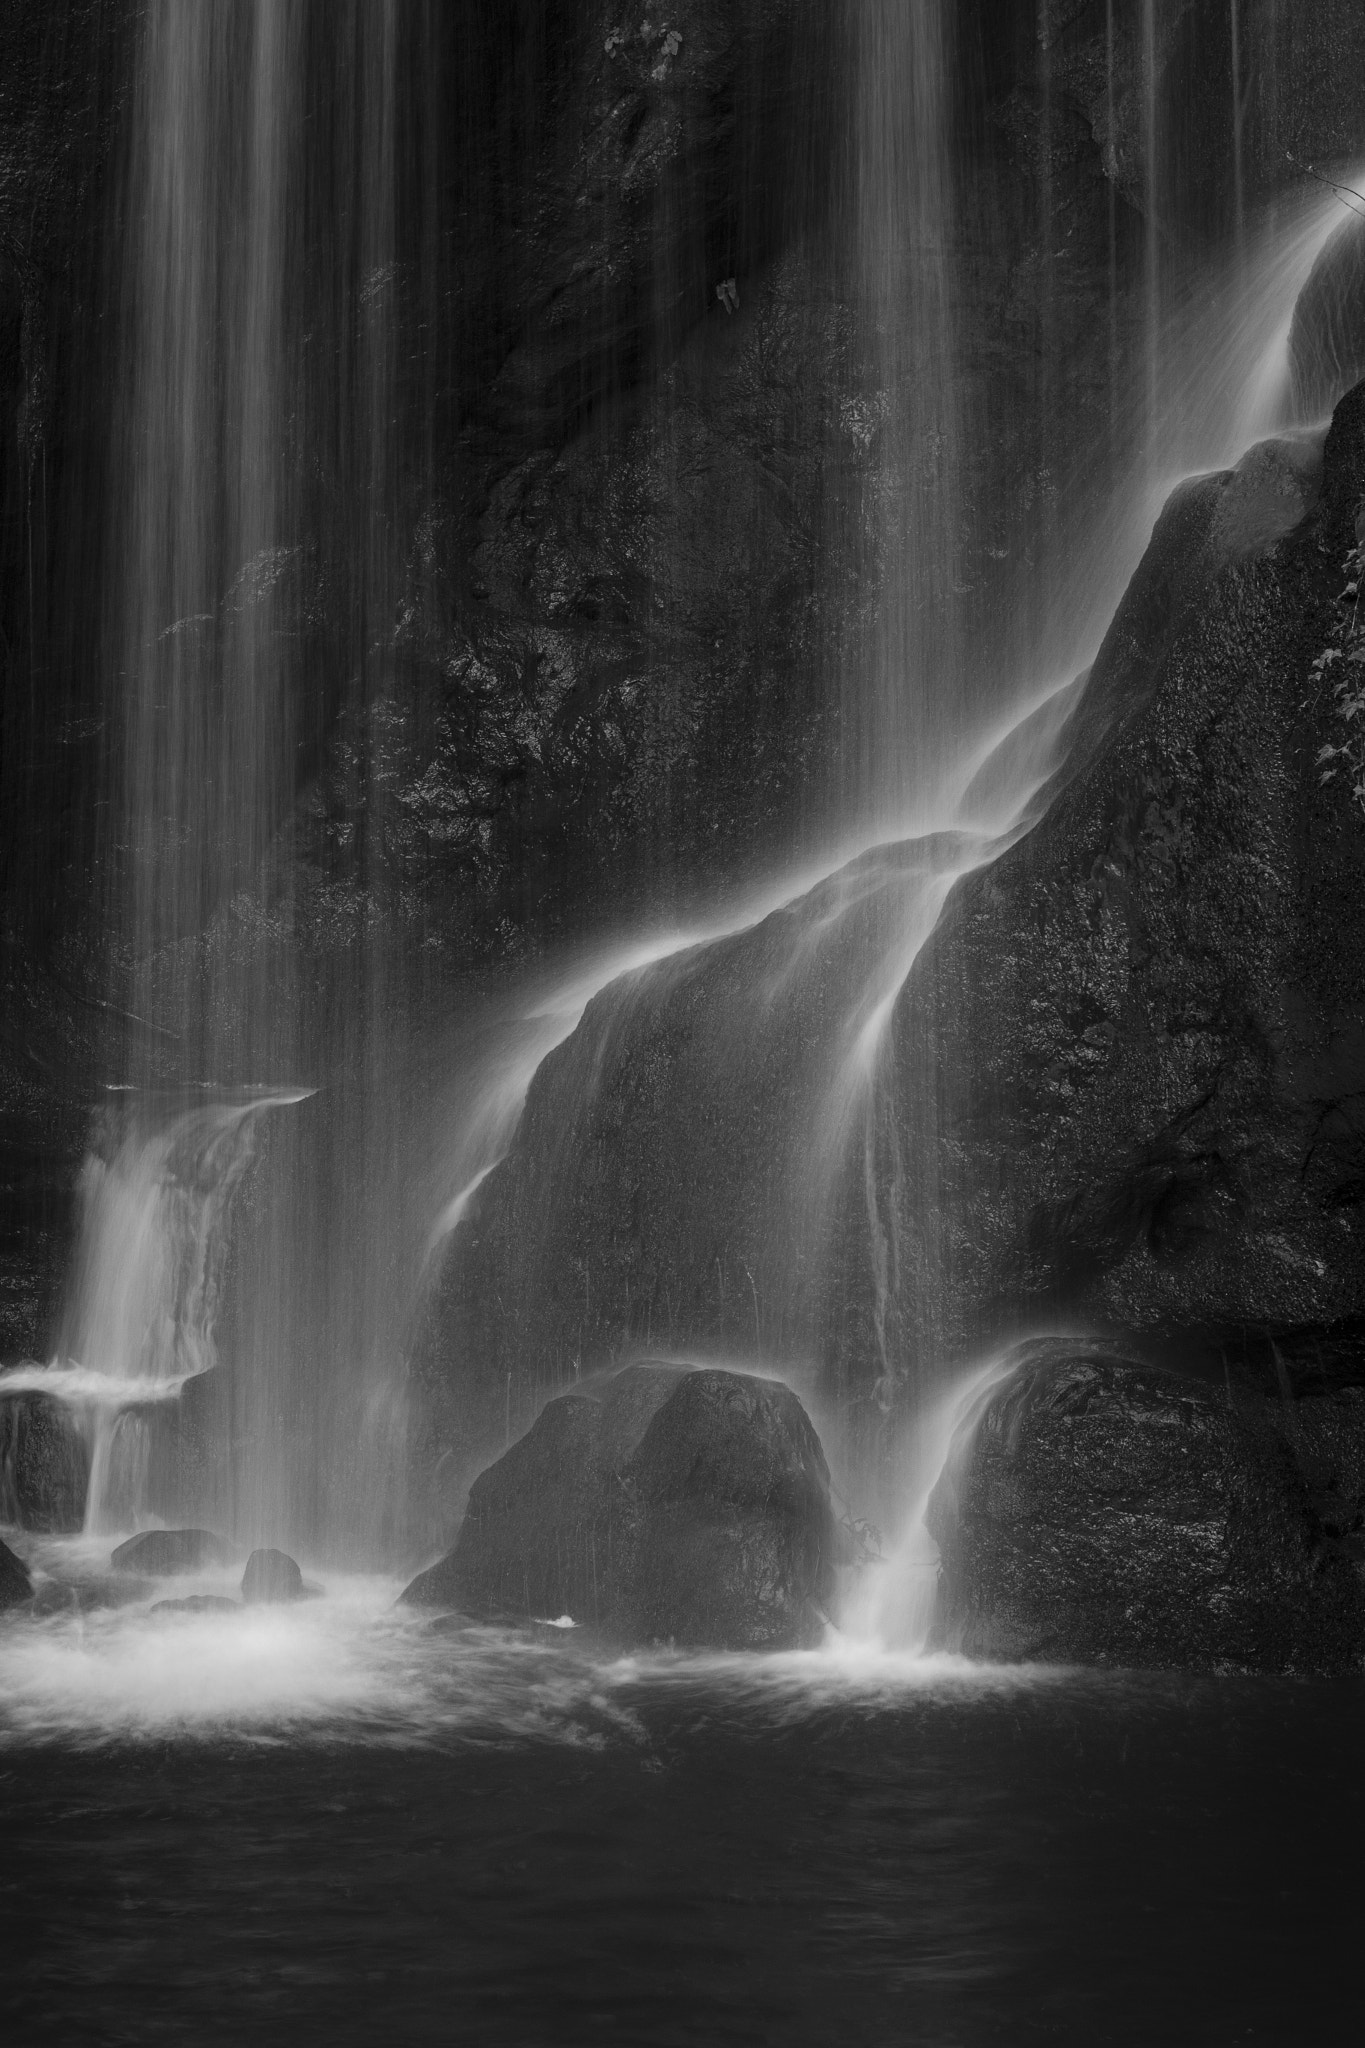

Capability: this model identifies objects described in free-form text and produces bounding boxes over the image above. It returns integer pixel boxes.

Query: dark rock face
[0,1387,88,1530]
[110,1527,231,1576]
[415,390,1359,1468]
[423,380,1365,1486]
[881,386,1365,1383]
[404,1363,836,1651]
[0,1533,33,1608]
[241,1547,304,1604]
[926,1340,1365,1675]
[1274,1387,1365,1546]
[1,1,1364,1525]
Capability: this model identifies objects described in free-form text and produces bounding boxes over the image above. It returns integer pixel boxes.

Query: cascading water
[60,1094,308,1534]
[9,18,1365,2041]
[410,30,1365,1646]
[846,0,958,828]
[15,0,431,1559]
[2,0,1360,1676]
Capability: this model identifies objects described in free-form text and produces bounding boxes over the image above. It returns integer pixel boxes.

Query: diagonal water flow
[412,165,1365,1605]
[418,177,1354,1256]
[12,5,1365,1728]
[798,171,1364,1422]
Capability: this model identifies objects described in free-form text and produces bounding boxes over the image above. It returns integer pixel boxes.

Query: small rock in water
[151,1594,241,1616]
[0,1535,34,1609]
[110,1528,233,1575]
[241,1547,304,1603]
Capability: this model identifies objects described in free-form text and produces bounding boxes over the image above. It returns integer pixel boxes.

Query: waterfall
[1230,0,1246,264]
[413,26,1365,1560]
[19,0,1364,1593]
[1140,0,1160,468]
[37,1,424,1555]
[60,1095,306,1534]
[847,0,958,831]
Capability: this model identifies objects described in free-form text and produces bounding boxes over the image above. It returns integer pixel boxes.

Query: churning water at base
[0,1565,1042,1752]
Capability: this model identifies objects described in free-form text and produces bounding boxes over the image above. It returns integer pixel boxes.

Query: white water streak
[51,1092,310,1534]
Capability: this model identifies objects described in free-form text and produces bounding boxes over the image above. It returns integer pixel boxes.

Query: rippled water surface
[1,1550,1359,2045]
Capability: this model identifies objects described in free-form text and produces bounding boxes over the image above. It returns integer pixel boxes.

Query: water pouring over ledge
[415,168,1363,1538]
[6,11,1365,2044]
[5,0,1365,1661]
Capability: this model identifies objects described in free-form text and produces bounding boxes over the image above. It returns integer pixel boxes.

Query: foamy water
[0,1530,1069,1750]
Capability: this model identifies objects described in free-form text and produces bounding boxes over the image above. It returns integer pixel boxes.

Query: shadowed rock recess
[404,1364,836,1650]
[927,1341,1365,1675]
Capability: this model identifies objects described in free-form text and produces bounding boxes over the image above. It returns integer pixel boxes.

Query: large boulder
[0,1533,33,1609]
[0,1386,89,1532]
[110,1527,232,1575]
[241,1548,304,1604]
[404,1363,836,1651]
[925,1339,1365,1675]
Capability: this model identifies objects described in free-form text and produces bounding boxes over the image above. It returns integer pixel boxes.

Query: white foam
[0,1364,191,1409]
[0,1536,1071,1749]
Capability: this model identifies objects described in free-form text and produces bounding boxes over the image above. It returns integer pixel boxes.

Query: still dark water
[1,1588,1359,2047]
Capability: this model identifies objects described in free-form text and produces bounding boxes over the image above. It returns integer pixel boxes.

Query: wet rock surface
[404,1363,836,1651]
[0,1532,33,1607]
[110,1528,232,1576]
[881,382,1365,1382]
[241,1548,304,1604]
[2,2,1365,1561]
[426,379,1365,1474]
[150,1594,240,1617]
[0,1387,89,1531]
[926,1340,1365,1675]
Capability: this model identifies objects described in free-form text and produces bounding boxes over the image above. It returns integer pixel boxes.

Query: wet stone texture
[420,383,1365,1479]
[0,1388,89,1532]
[0,1532,33,1608]
[882,382,1365,1386]
[927,1340,1365,1675]
[404,1363,836,1652]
